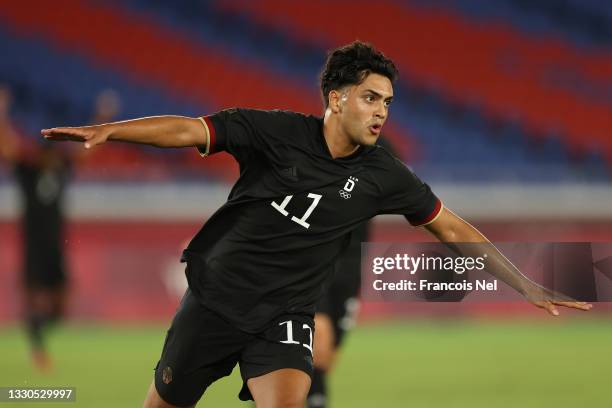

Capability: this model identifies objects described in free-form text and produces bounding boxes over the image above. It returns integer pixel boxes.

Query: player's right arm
[41,116,208,150]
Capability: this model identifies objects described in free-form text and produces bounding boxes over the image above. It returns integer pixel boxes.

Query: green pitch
[0,318,609,407]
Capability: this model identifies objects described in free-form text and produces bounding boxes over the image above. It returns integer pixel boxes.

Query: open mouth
[369,124,382,135]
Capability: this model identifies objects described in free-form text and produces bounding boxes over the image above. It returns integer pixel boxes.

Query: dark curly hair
[320,41,398,108]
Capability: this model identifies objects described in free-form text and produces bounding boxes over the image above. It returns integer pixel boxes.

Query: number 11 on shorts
[279,320,313,353]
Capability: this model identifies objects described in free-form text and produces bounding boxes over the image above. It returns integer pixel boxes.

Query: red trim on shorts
[202,116,216,153]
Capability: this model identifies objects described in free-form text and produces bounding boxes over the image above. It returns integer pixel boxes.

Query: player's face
[340,73,393,146]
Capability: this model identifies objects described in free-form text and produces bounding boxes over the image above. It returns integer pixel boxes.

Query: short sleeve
[197,108,285,163]
[377,155,443,226]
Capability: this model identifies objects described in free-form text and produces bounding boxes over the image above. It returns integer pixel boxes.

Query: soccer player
[41,42,591,408]
[0,85,71,371]
[0,86,120,371]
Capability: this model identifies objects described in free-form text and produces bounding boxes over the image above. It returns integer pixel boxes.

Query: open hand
[41,125,109,149]
[530,300,593,316]
[525,285,593,316]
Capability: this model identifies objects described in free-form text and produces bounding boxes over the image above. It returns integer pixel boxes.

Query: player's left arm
[423,207,593,316]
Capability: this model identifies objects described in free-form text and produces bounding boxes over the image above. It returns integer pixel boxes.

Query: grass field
[0,318,610,407]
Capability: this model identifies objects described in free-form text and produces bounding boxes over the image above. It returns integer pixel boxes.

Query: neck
[322,109,360,159]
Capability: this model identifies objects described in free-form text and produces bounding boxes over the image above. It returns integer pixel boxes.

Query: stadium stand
[0,0,609,182]
[215,0,611,177]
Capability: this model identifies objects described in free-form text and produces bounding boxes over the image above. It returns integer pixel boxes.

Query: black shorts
[154,289,314,406]
[316,253,361,347]
[23,249,67,289]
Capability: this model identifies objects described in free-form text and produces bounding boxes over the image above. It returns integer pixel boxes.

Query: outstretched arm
[41,116,209,150]
[424,207,593,316]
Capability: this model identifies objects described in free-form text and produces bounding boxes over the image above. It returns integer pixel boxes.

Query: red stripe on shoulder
[202,116,216,153]
[412,199,443,226]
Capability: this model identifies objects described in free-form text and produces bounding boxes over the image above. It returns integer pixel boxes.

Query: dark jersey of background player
[184,108,442,333]
[14,145,71,290]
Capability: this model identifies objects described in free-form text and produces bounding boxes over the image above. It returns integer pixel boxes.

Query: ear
[329,90,343,114]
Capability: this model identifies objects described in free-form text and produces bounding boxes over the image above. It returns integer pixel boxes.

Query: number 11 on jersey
[271,193,322,229]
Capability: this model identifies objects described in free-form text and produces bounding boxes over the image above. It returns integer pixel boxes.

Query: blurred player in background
[0,85,71,371]
[308,137,397,408]
[0,85,120,371]
[41,42,591,408]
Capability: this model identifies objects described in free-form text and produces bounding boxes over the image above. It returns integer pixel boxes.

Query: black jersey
[14,152,70,287]
[183,108,441,332]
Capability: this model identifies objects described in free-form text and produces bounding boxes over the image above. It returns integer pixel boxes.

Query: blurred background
[0,0,611,407]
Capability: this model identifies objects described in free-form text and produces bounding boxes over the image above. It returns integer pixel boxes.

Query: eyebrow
[363,89,393,100]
